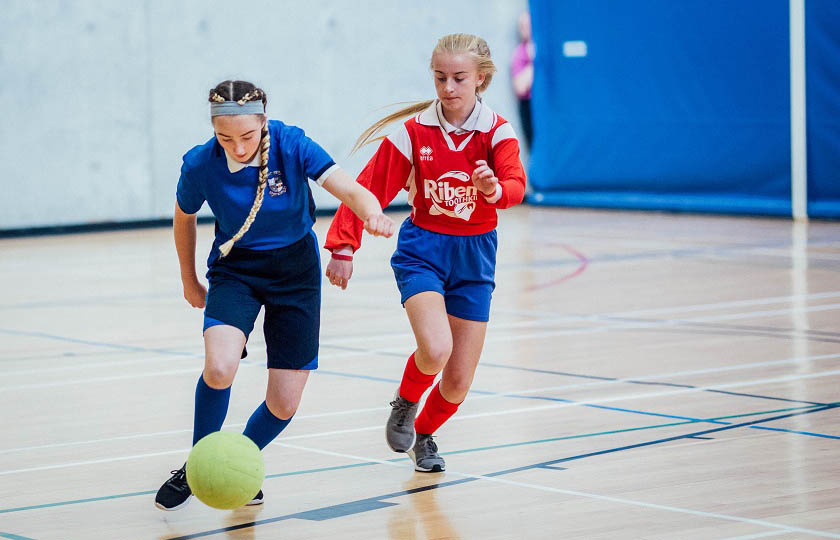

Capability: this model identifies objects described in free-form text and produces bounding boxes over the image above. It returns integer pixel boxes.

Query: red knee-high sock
[398,352,437,403]
[414,383,460,435]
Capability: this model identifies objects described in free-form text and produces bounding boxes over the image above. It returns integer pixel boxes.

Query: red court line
[527,244,589,291]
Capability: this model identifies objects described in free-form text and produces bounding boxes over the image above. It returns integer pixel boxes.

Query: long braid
[218,120,270,257]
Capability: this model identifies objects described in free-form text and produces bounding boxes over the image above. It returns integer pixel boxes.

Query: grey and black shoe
[154,464,192,511]
[386,391,419,452]
[409,434,445,472]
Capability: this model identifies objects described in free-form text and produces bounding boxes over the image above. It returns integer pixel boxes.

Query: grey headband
[210,101,266,116]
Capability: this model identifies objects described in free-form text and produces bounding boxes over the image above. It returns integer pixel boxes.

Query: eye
[455,78,465,83]
[436,77,446,82]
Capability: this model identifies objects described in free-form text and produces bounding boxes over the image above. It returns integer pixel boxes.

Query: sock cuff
[404,352,436,383]
[429,383,461,413]
[198,373,231,394]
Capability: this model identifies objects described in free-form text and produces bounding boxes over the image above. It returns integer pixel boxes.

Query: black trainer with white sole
[154,464,192,511]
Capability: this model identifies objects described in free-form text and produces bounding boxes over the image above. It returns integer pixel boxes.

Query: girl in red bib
[324,34,526,472]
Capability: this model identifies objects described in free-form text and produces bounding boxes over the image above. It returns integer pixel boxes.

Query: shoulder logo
[419,146,434,161]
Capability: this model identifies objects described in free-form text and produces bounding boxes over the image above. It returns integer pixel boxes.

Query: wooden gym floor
[1,205,838,539]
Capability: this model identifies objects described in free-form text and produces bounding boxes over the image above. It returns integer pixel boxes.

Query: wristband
[331,253,353,262]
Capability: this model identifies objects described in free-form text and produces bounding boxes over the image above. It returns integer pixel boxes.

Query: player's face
[213,114,266,163]
[432,52,486,114]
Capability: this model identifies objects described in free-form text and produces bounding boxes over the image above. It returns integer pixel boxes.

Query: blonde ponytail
[351,100,434,154]
[218,122,270,257]
[353,33,496,153]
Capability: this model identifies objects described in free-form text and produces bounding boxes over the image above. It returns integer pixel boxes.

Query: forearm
[173,205,199,280]
[340,183,382,223]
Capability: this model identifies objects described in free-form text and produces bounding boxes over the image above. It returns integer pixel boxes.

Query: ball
[186,431,265,510]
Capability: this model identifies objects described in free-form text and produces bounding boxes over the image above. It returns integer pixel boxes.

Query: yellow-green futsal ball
[186,431,265,510]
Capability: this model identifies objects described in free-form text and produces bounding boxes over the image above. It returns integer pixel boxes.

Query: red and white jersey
[325,98,526,253]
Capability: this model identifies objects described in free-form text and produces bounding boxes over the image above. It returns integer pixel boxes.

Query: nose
[235,142,246,156]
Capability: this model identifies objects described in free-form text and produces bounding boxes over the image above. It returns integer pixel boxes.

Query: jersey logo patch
[419,146,434,161]
[425,171,477,221]
[267,171,286,197]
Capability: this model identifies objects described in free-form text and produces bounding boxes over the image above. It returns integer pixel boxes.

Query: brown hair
[352,34,497,153]
[208,80,269,257]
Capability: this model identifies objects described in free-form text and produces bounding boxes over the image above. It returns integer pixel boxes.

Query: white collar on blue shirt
[223,148,261,173]
[417,97,496,134]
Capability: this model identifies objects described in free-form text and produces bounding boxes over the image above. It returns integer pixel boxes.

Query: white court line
[276,442,840,539]
[720,531,788,540]
[1,351,837,455]
[1,354,197,377]
[0,347,370,379]
[485,303,840,343]
[326,298,840,346]
[1,366,835,475]
[494,291,840,319]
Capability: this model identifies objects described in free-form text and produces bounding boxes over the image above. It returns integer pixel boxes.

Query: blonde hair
[352,33,497,153]
[208,81,270,258]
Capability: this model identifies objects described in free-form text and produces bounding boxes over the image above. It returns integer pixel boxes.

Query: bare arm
[173,202,207,308]
[321,168,395,238]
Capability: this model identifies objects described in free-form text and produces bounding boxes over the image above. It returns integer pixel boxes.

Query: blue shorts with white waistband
[202,230,320,370]
[390,218,497,322]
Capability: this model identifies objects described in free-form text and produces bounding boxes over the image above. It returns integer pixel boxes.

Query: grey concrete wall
[0,0,527,229]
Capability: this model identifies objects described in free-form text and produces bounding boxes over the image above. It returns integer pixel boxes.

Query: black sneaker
[154,464,192,511]
[246,490,264,506]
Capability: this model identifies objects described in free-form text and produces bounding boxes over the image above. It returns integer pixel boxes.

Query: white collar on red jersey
[417,97,496,134]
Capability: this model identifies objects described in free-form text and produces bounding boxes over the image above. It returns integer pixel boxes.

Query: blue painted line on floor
[0,328,196,357]
[172,404,838,538]
[494,403,839,474]
[749,426,840,439]
[0,533,36,540]
[480,361,828,406]
[1,404,829,517]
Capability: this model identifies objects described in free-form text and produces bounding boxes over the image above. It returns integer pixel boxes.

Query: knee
[418,341,453,372]
[440,373,473,402]
[265,393,299,420]
[202,362,237,389]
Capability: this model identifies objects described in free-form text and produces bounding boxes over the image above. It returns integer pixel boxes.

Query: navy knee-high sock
[192,374,231,446]
[243,401,292,450]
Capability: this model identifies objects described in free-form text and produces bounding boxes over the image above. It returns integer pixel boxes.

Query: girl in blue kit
[154,80,394,511]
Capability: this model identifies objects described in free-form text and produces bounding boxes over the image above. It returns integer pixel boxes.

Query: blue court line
[168,404,838,539]
[0,328,197,357]
[0,533,36,540]
[0,404,829,517]
[315,368,837,439]
[480,361,828,406]
[629,323,840,345]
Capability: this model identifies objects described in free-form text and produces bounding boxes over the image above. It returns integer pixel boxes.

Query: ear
[476,71,486,90]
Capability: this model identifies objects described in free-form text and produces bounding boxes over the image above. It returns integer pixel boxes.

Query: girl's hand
[364,212,395,238]
[182,277,207,308]
[472,160,499,196]
[326,257,353,290]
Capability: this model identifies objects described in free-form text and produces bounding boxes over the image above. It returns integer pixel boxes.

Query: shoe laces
[389,396,415,427]
[169,466,187,484]
[420,435,438,454]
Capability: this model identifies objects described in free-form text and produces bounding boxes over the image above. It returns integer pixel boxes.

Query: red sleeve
[324,137,413,253]
[490,138,527,209]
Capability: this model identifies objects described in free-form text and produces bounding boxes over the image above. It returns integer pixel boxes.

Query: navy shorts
[203,230,320,370]
[390,218,497,322]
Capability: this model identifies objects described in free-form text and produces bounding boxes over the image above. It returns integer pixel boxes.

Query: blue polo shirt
[177,120,337,266]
